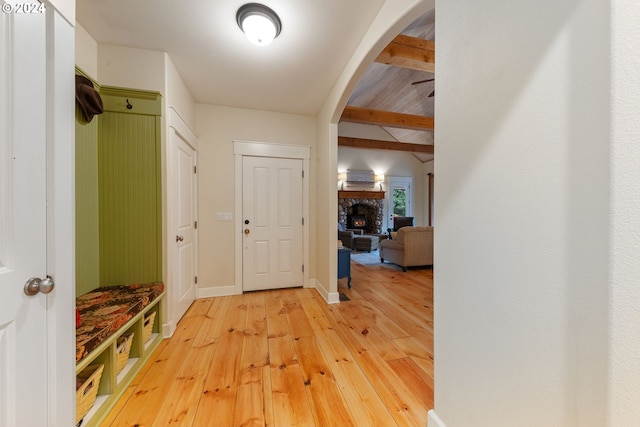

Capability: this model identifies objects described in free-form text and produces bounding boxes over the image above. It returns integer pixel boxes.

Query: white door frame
[165,107,198,337]
[47,9,75,424]
[233,141,310,294]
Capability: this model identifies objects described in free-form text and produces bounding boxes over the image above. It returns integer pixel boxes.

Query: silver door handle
[24,276,55,296]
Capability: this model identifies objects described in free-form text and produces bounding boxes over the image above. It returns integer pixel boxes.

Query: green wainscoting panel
[97,89,162,286]
[75,100,101,296]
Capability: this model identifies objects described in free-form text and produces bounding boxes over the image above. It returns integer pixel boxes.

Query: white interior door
[242,156,303,291]
[171,128,197,322]
[0,7,49,426]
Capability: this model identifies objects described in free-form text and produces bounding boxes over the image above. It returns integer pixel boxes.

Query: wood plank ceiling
[339,10,435,162]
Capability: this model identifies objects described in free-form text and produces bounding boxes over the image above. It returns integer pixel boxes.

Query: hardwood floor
[100,260,434,427]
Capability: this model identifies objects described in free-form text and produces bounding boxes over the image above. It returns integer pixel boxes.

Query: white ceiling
[76,0,387,115]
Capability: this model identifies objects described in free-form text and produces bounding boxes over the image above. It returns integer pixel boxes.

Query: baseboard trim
[162,320,176,338]
[312,279,340,304]
[197,285,241,298]
[196,280,341,304]
[327,291,340,304]
[428,409,446,427]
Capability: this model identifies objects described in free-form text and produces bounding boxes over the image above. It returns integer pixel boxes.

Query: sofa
[379,226,433,271]
[338,223,363,249]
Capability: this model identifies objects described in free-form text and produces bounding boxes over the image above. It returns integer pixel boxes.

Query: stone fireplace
[338,191,385,234]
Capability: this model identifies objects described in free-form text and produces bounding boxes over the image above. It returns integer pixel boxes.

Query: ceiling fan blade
[411,78,435,85]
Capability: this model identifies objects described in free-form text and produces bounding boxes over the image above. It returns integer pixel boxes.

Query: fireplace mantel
[338,190,385,200]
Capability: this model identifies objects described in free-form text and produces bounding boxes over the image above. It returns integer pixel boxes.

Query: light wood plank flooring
[101,260,434,427]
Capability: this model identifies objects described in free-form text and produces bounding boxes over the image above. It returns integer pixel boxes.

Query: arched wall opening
[313,0,433,303]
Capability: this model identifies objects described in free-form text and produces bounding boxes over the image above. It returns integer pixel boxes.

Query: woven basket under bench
[115,332,135,374]
[76,364,104,425]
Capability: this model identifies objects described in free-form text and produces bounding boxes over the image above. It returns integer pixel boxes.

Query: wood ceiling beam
[375,34,435,73]
[341,106,434,131]
[338,136,434,154]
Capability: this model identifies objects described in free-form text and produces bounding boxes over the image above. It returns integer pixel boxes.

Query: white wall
[165,56,195,127]
[432,0,639,426]
[97,44,165,92]
[74,23,97,78]
[194,104,316,295]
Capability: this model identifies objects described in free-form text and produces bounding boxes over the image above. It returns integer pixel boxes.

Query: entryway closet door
[0,6,72,425]
[242,156,303,291]
[170,125,197,322]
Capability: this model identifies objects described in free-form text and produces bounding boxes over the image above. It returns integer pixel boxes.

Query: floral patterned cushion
[76,282,164,363]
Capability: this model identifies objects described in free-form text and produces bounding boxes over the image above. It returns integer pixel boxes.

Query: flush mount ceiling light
[236,3,282,46]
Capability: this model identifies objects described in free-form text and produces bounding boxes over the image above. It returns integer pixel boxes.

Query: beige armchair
[379,226,433,271]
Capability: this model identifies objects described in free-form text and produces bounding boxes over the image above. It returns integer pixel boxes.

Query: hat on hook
[75,75,104,123]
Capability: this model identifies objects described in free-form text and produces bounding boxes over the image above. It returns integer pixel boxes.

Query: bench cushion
[76,282,164,363]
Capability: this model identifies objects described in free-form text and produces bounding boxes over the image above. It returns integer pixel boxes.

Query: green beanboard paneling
[75,101,101,297]
[98,110,162,286]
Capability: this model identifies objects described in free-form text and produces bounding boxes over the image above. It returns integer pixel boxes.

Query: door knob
[24,276,55,296]
[176,235,184,242]
[244,229,250,235]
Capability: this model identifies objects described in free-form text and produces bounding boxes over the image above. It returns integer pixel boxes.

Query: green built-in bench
[76,283,165,427]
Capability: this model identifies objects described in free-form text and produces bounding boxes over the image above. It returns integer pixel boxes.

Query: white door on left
[171,126,197,323]
[0,6,50,426]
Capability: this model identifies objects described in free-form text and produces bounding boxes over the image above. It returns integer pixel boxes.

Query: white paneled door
[171,128,197,323]
[0,7,49,426]
[242,156,303,291]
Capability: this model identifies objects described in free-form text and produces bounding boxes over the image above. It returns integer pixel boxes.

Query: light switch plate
[216,212,233,221]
